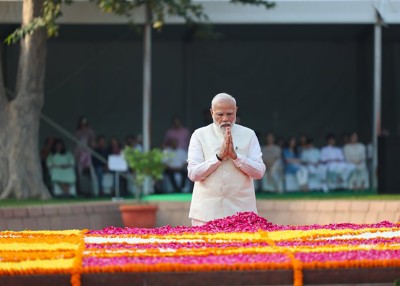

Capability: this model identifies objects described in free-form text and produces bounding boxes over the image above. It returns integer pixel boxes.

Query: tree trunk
[0,0,51,199]
[0,50,10,195]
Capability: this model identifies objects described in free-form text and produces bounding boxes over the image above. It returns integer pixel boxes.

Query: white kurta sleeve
[232,133,266,180]
[187,131,222,182]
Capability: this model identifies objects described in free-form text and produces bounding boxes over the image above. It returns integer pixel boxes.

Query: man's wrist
[216,154,222,161]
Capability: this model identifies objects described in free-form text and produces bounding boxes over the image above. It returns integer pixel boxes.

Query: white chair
[108,154,128,199]
[102,172,114,195]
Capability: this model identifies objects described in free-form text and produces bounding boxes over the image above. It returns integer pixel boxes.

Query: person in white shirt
[343,132,369,191]
[187,93,266,226]
[300,138,328,192]
[163,138,188,193]
[320,134,355,190]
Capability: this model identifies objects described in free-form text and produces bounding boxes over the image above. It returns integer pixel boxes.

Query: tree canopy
[6,0,275,44]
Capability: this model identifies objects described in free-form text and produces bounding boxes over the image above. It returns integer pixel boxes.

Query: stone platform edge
[0,199,399,231]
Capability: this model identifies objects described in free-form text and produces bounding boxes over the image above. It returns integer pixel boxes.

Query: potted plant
[119,147,166,228]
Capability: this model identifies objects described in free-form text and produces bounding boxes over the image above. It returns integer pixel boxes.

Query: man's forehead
[212,102,237,110]
[213,108,236,111]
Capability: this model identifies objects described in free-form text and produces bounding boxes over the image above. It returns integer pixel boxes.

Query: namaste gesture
[217,126,237,160]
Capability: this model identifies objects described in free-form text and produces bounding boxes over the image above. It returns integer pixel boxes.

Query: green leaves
[4,0,72,44]
[94,0,209,31]
[95,0,135,15]
[5,18,46,45]
[123,147,166,188]
[5,0,275,44]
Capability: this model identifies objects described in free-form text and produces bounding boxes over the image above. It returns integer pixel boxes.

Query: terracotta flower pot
[119,204,158,228]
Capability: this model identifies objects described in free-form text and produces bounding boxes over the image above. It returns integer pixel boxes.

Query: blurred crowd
[258,132,370,193]
[40,115,371,198]
[40,116,191,198]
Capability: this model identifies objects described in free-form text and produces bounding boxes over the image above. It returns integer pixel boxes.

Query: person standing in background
[74,116,96,195]
[93,135,109,197]
[164,116,190,150]
[40,136,55,194]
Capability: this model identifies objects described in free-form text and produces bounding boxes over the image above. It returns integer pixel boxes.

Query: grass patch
[0,189,399,207]
[0,197,114,208]
[143,193,192,202]
[143,189,400,202]
[254,189,400,200]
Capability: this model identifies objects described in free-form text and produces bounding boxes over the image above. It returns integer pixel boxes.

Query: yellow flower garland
[0,229,86,286]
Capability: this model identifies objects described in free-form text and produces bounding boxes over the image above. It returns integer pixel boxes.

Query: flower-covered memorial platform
[1,212,400,286]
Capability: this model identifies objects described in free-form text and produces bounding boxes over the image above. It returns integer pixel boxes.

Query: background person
[343,132,369,191]
[300,137,328,192]
[282,136,308,192]
[92,135,109,197]
[321,133,354,190]
[74,116,96,195]
[162,138,188,193]
[47,138,76,197]
[261,132,283,193]
[40,136,55,193]
[163,115,191,150]
[74,116,96,175]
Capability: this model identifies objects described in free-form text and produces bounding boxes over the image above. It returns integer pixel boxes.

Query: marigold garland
[0,229,86,282]
[260,231,303,286]
[70,229,88,286]
[1,212,400,286]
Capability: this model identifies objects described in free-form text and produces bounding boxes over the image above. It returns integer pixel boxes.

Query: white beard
[213,121,234,134]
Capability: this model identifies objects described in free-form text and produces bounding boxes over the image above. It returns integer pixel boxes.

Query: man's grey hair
[211,93,236,108]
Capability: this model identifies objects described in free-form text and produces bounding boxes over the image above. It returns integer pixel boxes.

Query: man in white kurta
[187,93,265,225]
